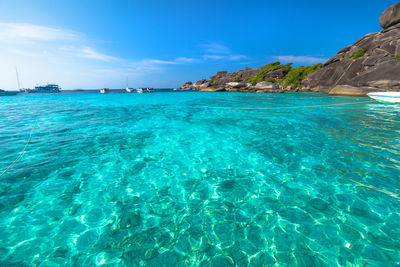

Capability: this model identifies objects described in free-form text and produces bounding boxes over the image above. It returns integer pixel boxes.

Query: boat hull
[26,90,59,93]
[0,91,18,96]
[367,92,400,103]
[137,88,154,93]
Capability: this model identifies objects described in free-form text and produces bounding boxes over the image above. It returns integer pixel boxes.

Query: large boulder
[210,71,228,80]
[328,85,374,96]
[193,79,210,89]
[225,82,253,92]
[175,81,194,90]
[262,69,286,81]
[254,81,279,90]
[194,79,208,86]
[380,2,400,29]
[254,81,282,93]
[225,82,249,88]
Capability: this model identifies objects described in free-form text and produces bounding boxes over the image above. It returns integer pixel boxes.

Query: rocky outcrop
[305,2,400,95]
[177,2,400,96]
[174,81,194,90]
[380,2,400,29]
[193,79,210,89]
[253,82,281,93]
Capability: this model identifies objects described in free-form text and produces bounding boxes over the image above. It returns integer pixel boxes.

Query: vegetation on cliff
[246,62,323,88]
[247,62,292,85]
[282,64,323,88]
[342,48,366,60]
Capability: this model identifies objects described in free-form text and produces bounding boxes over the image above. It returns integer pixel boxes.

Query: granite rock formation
[176,2,400,96]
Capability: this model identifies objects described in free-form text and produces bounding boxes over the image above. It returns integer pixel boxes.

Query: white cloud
[203,54,224,60]
[8,48,44,57]
[203,54,248,61]
[0,23,78,42]
[141,59,178,65]
[227,54,248,61]
[201,42,231,54]
[272,55,328,65]
[60,46,120,62]
[175,57,198,63]
[136,57,198,65]
[126,57,199,70]
[201,42,248,62]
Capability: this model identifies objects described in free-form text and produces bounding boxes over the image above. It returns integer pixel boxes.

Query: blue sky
[0,0,397,89]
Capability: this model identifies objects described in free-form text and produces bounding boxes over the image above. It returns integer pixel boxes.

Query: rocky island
[176,2,400,96]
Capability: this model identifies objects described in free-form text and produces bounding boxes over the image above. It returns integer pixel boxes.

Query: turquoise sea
[0,91,399,266]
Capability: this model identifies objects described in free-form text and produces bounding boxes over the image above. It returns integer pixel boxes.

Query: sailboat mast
[15,67,21,91]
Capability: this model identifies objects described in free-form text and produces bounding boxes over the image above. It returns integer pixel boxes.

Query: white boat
[126,88,135,93]
[100,88,109,94]
[26,84,61,93]
[137,87,154,93]
[367,92,400,103]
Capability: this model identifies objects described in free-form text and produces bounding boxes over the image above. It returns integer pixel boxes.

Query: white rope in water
[344,177,400,202]
[0,128,33,179]
[203,100,372,110]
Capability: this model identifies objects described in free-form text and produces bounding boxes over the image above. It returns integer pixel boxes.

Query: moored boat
[26,84,61,93]
[100,88,110,94]
[367,92,400,103]
[0,89,18,96]
[126,88,135,93]
[137,87,154,93]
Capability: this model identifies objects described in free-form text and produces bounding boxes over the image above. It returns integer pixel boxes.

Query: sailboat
[125,77,134,92]
[100,88,110,94]
[0,68,21,96]
[0,89,18,96]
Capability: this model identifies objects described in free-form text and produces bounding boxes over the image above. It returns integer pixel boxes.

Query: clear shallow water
[0,91,399,266]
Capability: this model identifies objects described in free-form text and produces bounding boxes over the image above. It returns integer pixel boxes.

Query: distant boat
[125,77,134,92]
[100,88,110,94]
[26,84,61,93]
[137,87,154,93]
[0,89,18,96]
[367,92,400,103]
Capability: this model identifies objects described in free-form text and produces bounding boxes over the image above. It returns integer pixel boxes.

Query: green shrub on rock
[282,64,323,88]
[247,62,292,85]
[345,48,366,60]
[209,78,218,85]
